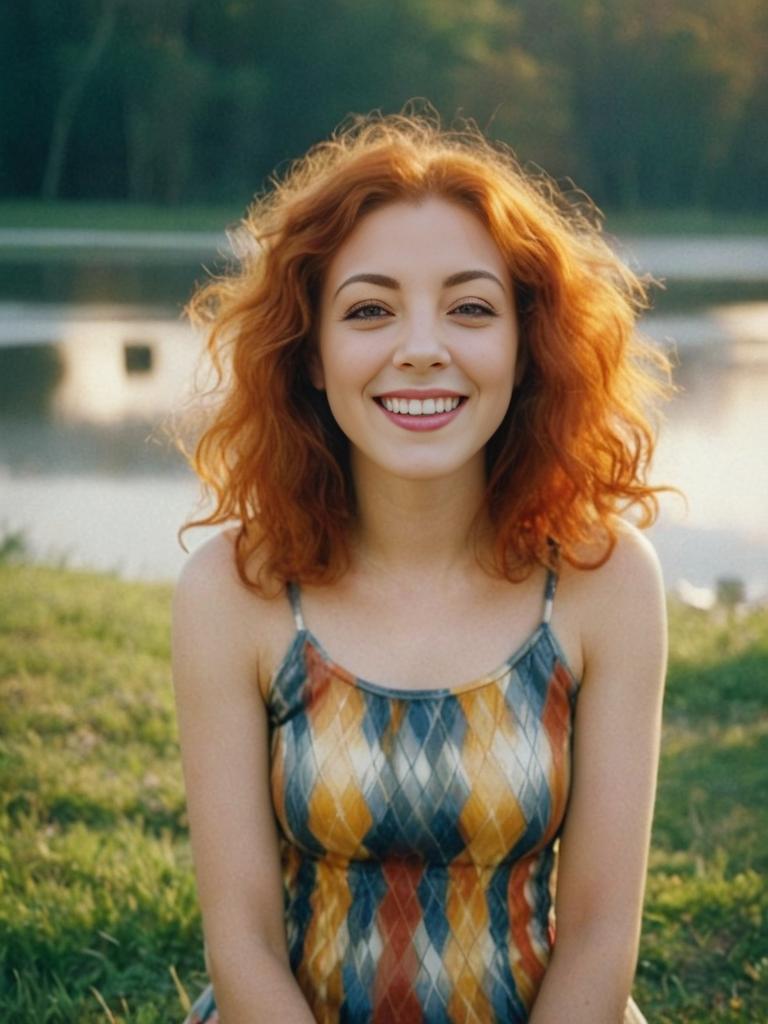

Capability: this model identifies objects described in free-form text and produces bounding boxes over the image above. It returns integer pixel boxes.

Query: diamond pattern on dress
[268,601,578,1023]
[362,697,470,863]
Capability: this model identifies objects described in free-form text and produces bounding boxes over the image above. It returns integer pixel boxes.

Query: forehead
[323,197,507,287]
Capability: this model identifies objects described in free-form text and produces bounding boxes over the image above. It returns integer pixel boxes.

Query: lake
[1,238,767,599]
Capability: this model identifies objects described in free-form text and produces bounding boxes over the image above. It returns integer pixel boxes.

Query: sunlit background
[1,1,767,599]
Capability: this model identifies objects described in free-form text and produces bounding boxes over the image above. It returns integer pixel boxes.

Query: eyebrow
[333,269,506,300]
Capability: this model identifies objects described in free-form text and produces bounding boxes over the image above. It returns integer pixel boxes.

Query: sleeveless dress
[183,569,582,1023]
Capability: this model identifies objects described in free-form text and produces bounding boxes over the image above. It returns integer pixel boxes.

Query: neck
[349,451,492,583]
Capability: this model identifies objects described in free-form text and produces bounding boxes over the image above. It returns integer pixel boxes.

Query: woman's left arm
[530,526,667,1024]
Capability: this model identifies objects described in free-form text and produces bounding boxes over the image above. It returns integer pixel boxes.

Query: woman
[172,112,668,1023]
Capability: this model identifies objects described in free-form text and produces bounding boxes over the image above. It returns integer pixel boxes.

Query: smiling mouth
[375,395,466,416]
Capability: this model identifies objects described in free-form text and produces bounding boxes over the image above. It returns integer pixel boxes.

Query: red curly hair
[182,112,670,589]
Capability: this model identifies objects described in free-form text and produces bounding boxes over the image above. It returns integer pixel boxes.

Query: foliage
[0,566,767,1021]
[0,565,201,1021]
[0,528,28,566]
[633,601,768,1020]
[1,0,767,211]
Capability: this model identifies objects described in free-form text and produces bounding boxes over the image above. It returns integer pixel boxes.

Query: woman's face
[315,197,520,484]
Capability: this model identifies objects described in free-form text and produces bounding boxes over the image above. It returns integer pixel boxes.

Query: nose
[392,315,451,371]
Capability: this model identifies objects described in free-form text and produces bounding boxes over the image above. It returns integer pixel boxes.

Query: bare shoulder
[173,530,254,644]
[578,519,663,612]
[175,529,238,597]
[558,521,666,683]
[172,529,295,696]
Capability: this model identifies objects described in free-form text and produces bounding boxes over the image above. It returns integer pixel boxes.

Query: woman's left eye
[450,301,496,317]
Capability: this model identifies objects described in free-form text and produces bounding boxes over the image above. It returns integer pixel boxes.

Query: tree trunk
[41,0,121,199]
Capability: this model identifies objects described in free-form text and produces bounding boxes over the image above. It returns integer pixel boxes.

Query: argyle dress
[183,570,582,1023]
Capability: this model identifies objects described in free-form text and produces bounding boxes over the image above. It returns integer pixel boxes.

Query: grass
[602,208,768,237]
[0,200,245,233]
[2,198,768,237]
[1,563,766,1021]
[0,564,201,1022]
[636,602,768,1021]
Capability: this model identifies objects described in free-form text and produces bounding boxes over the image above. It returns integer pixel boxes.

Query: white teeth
[380,396,461,415]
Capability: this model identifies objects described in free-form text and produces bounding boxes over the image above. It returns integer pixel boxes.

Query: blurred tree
[2,0,765,210]
[116,0,211,203]
[41,0,122,199]
[516,0,768,209]
[0,1,87,196]
[706,0,768,209]
[431,0,572,177]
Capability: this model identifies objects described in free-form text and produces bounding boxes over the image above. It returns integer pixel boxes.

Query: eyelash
[343,300,497,320]
[452,301,497,317]
[344,302,390,320]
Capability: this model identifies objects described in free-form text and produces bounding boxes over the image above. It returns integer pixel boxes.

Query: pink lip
[375,388,467,400]
[376,398,466,432]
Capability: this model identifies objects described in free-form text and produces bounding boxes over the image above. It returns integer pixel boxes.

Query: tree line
[3,0,767,212]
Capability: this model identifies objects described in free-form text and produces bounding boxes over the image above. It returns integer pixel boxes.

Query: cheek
[321,339,379,396]
[474,331,519,385]
[319,349,348,398]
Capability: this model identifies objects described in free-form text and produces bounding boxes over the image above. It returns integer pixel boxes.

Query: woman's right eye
[344,302,391,320]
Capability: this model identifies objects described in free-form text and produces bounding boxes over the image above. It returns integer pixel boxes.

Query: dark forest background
[3,0,768,214]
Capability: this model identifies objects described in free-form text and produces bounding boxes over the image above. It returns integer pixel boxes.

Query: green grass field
[3,199,768,237]
[1,562,766,1022]
[0,201,245,233]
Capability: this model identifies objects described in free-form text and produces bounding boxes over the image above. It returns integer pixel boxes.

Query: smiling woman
[172,112,670,1024]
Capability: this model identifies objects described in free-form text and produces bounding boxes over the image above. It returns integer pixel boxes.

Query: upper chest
[268,567,583,692]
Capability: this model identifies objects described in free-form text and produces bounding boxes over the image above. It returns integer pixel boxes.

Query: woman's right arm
[171,534,316,1023]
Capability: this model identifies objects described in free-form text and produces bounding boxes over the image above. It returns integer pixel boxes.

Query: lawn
[3,199,768,237]
[0,201,245,233]
[1,562,766,1022]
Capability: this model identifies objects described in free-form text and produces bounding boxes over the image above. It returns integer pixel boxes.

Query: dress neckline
[270,619,580,702]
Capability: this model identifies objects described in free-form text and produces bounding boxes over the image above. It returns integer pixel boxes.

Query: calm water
[1,251,767,596]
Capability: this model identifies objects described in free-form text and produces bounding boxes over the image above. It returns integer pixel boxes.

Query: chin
[368,450,484,484]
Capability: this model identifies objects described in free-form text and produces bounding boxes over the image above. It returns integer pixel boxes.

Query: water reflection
[650,330,768,595]
[0,253,219,308]
[52,320,198,424]
[0,301,766,592]
[657,346,768,540]
[0,345,63,417]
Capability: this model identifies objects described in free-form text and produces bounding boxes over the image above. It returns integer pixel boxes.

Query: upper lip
[374,388,467,399]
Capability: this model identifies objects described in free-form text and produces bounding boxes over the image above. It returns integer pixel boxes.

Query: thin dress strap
[286,581,306,631]
[542,538,560,625]
[542,568,558,625]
